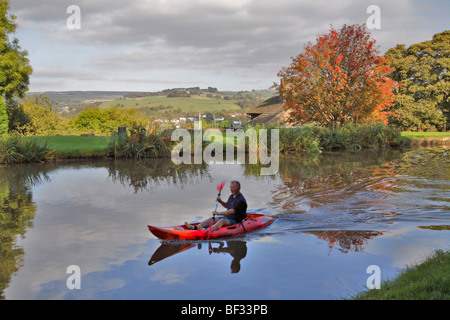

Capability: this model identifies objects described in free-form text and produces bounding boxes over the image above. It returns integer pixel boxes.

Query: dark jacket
[226,193,247,223]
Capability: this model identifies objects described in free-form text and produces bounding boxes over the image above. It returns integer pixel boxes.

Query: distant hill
[27,91,135,112]
[28,89,275,119]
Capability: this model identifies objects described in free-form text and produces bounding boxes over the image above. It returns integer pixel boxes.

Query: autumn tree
[385,31,449,131]
[276,24,398,128]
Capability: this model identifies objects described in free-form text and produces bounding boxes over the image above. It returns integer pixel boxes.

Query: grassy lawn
[402,131,450,139]
[34,135,110,157]
[354,250,450,300]
[31,134,242,159]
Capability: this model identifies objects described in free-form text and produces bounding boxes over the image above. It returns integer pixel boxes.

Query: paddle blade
[216,180,226,192]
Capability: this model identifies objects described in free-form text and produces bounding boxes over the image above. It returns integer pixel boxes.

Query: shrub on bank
[278,125,322,155]
[277,124,403,154]
[319,124,404,151]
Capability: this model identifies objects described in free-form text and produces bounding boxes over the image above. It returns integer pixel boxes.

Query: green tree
[16,94,67,135]
[70,106,148,135]
[0,0,32,102]
[0,95,7,134]
[385,31,449,131]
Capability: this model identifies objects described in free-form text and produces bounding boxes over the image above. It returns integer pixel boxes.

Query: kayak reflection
[148,240,247,273]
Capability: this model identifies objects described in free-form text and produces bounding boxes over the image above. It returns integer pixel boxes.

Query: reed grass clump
[0,135,54,164]
[107,126,170,159]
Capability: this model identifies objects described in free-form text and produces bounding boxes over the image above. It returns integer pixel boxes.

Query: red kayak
[148,213,274,240]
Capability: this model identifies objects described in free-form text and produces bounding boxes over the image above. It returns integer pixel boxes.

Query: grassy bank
[354,250,450,300]
[2,126,448,164]
[0,124,405,164]
[401,131,450,139]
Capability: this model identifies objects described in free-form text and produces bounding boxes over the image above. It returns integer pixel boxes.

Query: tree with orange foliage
[276,24,398,128]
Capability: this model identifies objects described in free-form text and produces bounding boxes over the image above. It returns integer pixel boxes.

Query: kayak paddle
[215,180,226,212]
[208,180,226,237]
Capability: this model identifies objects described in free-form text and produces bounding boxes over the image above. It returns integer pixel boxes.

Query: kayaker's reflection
[209,241,247,273]
[148,240,247,273]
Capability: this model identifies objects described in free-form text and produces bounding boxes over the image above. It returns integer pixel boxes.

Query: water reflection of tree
[106,158,211,193]
[0,164,51,300]
[250,150,404,211]
[305,230,384,254]
[243,150,402,254]
[389,148,450,182]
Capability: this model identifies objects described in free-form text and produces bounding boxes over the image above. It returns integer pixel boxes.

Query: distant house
[179,115,195,122]
[246,95,292,126]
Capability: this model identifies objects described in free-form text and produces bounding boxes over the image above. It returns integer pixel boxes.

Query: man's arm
[213,208,235,216]
[216,196,227,209]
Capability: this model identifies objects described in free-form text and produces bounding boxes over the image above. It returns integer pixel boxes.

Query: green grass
[402,131,450,139]
[33,135,110,157]
[354,250,450,300]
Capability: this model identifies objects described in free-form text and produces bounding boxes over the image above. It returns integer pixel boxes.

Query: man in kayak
[185,180,247,230]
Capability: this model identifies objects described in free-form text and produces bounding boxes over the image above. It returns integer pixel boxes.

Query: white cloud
[9,0,450,92]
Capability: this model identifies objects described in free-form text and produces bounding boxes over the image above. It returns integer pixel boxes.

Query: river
[1,146,449,299]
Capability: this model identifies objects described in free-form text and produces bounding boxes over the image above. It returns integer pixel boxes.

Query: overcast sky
[9,0,450,93]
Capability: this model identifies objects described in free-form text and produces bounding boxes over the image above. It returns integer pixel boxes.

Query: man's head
[230,180,241,195]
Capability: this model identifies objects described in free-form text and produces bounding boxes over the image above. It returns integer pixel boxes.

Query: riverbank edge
[47,136,450,160]
[352,250,450,300]
[1,135,448,165]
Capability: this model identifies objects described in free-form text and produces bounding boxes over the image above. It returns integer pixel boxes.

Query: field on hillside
[98,95,243,114]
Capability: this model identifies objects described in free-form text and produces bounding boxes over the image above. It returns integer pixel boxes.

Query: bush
[70,106,148,135]
[279,125,322,155]
[320,124,403,151]
[248,123,402,156]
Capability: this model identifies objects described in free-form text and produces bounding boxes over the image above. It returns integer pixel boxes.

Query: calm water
[1,147,449,300]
